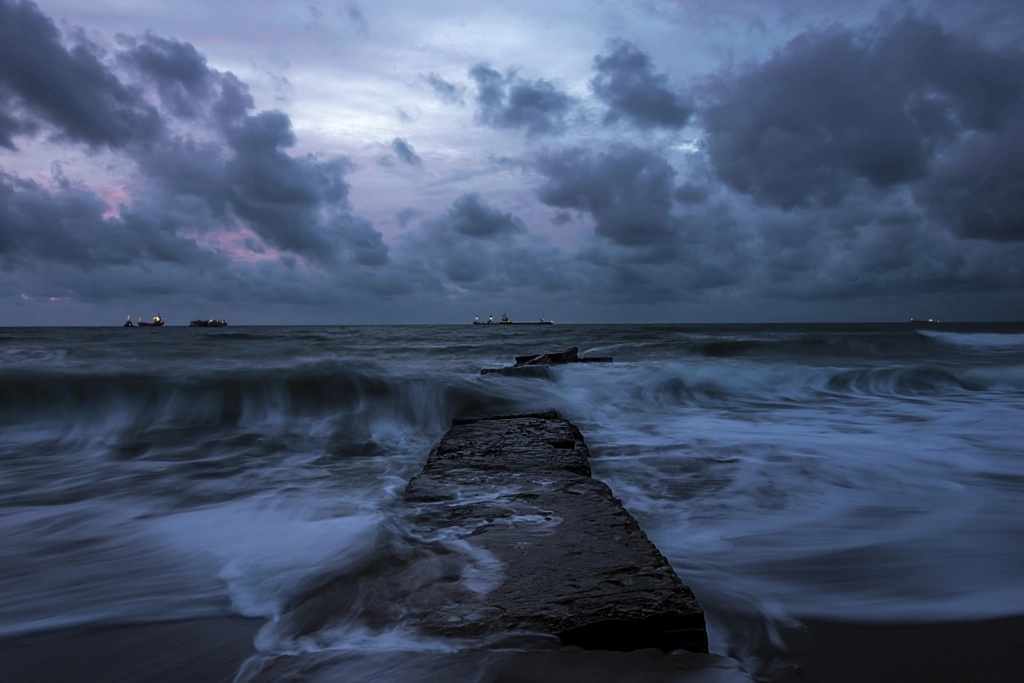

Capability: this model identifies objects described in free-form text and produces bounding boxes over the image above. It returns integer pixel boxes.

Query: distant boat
[190,319,227,327]
[124,315,133,327]
[473,314,553,325]
[137,315,164,327]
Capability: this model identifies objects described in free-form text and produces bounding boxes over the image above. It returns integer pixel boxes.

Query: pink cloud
[180,226,296,264]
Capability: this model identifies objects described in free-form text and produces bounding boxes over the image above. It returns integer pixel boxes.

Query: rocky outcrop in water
[480,347,613,377]
[403,411,708,653]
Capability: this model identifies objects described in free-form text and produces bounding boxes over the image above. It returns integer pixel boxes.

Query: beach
[1,323,1021,681]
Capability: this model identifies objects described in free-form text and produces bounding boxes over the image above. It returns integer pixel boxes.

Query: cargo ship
[473,314,553,325]
[190,319,227,327]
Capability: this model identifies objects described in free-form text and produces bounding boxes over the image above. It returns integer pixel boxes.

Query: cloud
[534,145,677,247]
[222,111,376,263]
[914,123,1024,241]
[674,182,710,204]
[470,63,574,136]
[346,2,369,36]
[0,97,38,150]
[117,32,215,119]
[2,0,1022,322]
[390,137,423,166]
[700,13,1024,210]
[551,211,573,225]
[747,195,1024,302]
[396,193,573,294]
[0,169,221,270]
[423,72,465,105]
[591,40,693,129]
[0,0,386,273]
[438,193,524,239]
[0,159,399,315]
[396,207,423,227]
[0,0,161,149]
[332,213,389,265]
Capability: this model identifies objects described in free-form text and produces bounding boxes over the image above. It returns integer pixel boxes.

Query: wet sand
[1,614,1021,682]
[774,615,1024,683]
[0,617,262,683]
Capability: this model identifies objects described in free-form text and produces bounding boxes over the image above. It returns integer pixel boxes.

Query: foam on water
[918,329,1024,350]
[154,500,385,618]
[1,323,1022,666]
[545,357,1024,628]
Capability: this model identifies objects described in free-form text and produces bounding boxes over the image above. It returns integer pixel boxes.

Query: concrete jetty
[404,410,708,653]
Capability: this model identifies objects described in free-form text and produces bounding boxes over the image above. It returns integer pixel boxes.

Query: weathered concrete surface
[403,411,708,653]
[481,347,613,377]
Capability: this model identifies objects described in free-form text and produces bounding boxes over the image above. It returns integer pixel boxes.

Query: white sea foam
[2,323,1023,666]
[919,329,1024,350]
[153,499,385,618]
[545,357,1024,626]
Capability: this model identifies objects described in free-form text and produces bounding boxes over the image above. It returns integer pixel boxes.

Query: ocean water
[1,323,1022,679]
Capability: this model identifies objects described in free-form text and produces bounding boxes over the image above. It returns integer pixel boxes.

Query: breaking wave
[1,322,1022,668]
[918,329,1024,351]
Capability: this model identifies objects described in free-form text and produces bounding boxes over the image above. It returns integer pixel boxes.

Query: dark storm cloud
[122,78,379,266]
[117,33,215,118]
[331,214,389,265]
[441,193,524,239]
[4,0,1022,322]
[390,137,423,166]
[591,41,693,129]
[423,72,465,104]
[914,123,1024,241]
[0,161,395,314]
[0,94,38,150]
[469,64,574,136]
[701,13,1024,210]
[0,0,161,148]
[210,72,256,127]
[397,194,576,294]
[749,198,1024,301]
[390,185,756,307]
[0,0,387,272]
[674,182,710,204]
[0,170,221,269]
[535,145,677,247]
[222,111,370,263]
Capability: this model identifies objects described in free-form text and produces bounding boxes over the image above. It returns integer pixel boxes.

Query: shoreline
[2,614,1021,682]
[0,617,263,683]
[771,614,1024,683]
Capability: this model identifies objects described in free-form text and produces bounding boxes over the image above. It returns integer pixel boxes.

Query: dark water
[1,323,1022,681]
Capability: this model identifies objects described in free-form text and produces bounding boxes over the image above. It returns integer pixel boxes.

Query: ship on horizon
[473,313,553,325]
[124,315,163,327]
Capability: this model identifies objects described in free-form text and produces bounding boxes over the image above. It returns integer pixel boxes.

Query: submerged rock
[481,347,613,376]
[403,412,708,653]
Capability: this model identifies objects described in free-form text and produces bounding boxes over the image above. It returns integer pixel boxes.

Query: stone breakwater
[404,410,708,653]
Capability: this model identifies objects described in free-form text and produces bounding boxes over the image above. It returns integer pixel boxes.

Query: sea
[1,323,1022,682]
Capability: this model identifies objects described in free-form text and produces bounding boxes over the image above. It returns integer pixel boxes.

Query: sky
[1,0,1022,324]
